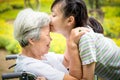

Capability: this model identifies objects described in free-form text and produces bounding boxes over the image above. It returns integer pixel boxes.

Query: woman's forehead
[41,25,50,32]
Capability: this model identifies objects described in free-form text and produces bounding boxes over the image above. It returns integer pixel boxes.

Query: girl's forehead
[52,2,63,11]
[52,3,64,15]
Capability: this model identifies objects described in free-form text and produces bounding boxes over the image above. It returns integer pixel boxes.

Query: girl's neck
[63,27,73,39]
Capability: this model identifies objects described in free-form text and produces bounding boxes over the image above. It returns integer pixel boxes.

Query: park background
[0,0,120,79]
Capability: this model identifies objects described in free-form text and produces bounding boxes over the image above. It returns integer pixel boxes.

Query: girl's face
[50,3,72,36]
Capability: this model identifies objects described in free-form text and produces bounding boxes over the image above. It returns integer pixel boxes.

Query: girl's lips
[47,44,50,48]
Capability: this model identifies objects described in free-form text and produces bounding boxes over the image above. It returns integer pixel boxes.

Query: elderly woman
[14,8,86,80]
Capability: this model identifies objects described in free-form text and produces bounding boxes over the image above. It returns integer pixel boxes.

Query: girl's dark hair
[88,17,104,34]
[51,0,104,34]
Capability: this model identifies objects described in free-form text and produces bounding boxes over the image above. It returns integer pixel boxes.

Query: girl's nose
[50,36,52,41]
[49,21,53,32]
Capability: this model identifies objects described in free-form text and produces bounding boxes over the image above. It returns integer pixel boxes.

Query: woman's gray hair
[14,8,51,47]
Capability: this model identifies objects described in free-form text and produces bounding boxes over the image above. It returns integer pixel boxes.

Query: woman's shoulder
[45,52,56,57]
[45,52,63,57]
[16,54,42,65]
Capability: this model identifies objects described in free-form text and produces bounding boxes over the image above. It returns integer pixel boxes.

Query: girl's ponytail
[88,17,104,34]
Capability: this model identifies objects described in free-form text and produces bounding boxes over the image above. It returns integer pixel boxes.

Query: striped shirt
[79,30,120,80]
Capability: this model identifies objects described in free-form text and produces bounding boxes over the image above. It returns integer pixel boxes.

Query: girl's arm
[79,29,96,80]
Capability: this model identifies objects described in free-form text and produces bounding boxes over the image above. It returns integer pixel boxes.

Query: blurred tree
[24,0,32,8]
[108,0,112,3]
[95,0,100,9]
[24,0,40,10]
[88,0,94,9]
[0,0,4,2]
[87,0,104,22]
[88,0,101,9]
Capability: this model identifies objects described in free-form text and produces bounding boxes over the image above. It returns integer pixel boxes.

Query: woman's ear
[28,38,34,45]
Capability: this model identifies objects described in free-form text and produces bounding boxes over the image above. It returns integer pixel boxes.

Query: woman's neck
[22,47,42,60]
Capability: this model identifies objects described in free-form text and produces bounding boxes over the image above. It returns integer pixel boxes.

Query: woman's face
[50,3,68,35]
[33,24,52,55]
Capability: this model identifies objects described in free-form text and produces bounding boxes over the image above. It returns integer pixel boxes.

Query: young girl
[50,0,120,80]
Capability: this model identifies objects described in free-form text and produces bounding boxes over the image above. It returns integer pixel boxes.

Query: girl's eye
[52,13,56,17]
[52,15,56,17]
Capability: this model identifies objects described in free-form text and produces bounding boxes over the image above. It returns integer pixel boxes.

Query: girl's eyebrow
[51,8,56,12]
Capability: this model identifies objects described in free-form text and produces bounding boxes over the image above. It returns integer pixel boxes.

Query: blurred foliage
[0,0,120,54]
[40,0,53,13]
[85,0,120,9]
[0,9,21,20]
[102,6,120,18]
[0,3,12,13]
[0,0,24,20]
[85,0,120,38]
[0,0,52,20]
[113,38,120,47]
[101,4,120,38]
[103,17,120,38]
[0,20,21,53]
[50,33,66,54]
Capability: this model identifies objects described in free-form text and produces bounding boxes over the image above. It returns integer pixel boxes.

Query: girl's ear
[67,16,75,26]
[28,38,34,45]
